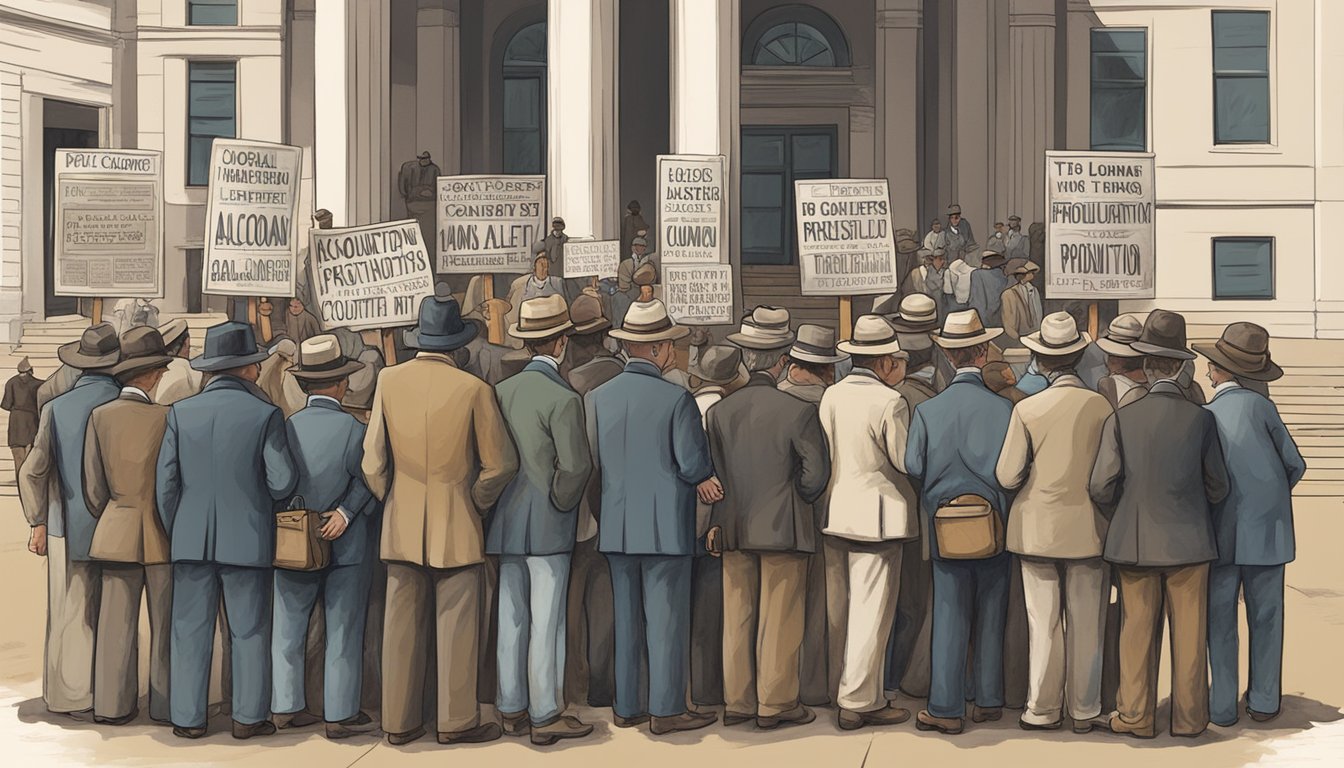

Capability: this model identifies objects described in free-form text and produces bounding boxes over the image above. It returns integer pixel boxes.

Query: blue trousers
[271,562,373,723]
[171,563,272,727]
[496,554,571,724]
[606,553,692,718]
[1209,563,1285,724]
[928,553,1010,719]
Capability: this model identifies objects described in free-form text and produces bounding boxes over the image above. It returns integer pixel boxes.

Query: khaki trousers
[1019,557,1108,725]
[12,446,30,474]
[382,562,481,736]
[721,550,808,717]
[45,536,99,713]
[1114,564,1210,736]
[95,563,172,721]
[824,537,903,713]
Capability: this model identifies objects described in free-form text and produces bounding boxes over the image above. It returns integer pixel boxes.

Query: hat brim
[725,331,796,351]
[110,354,175,378]
[406,322,479,352]
[1130,340,1196,360]
[789,348,849,365]
[1022,332,1092,357]
[887,317,940,334]
[836,339,908,358]
[572,317,612,335]
[190,349,272,372]
[57,340,120,370]
[290,359,366,382]
[610,324,690,343]
[1095,337,1144,358]
[158,325,189,349]
[982,255,1008,268]
[1192,342,1284,382]
[932,328,1005,349]
[508,319,575,341]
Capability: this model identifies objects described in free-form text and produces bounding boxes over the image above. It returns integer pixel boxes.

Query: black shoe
[173,725,208,739]
[613,713,649,728]
[94,709,138,726]
[232,720,277,739]
[971,706,1002,723]
[437,722,502,744]
[1018,717,1063,731]
[386,726,426,745]
[1248,707,1279,723]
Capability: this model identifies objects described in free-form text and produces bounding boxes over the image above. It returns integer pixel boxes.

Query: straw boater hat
[290,334,366,383]
[690,344,749,388]
[1130,309,1195,360]
[157,318,189,350]
[110,326,174,379]
[1096,314,1145,358]
[609,299,688,343]
[190,321,271,372]
[1193,322,1283,381]
[932,309,1004,349]
[407,284,478,352]
[727,306,795,350]
[1022,312,1092,357]
[58,322,121,370]
[888,294,939,333]
[569,289,611,335]
[789,324,849,365]
[837,315,907,358]
[509,294,574,340]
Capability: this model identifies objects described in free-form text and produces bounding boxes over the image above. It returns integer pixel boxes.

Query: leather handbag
[274,497,331,572]
[934,493,1004,559]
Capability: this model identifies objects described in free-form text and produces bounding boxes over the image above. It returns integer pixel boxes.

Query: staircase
[1251,337,1344,497]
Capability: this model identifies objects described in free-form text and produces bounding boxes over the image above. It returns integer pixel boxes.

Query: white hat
[837,315,907,358]
[727,306,795,350]
[509,294,574,340]
[609,300,689,343]
[932,309,1004,349]
[1022,312,1092,356]
[1096,313,1145,358]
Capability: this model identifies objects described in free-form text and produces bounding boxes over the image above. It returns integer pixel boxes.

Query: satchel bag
[934,493,1004,560]
[274,496,331,572]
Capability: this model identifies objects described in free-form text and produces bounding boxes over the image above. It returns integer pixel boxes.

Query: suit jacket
[1098,374,1147,410]
[819,369,918,543]
[968,268,1010,327]
[1003,230,1029,261]
[287,396,376,567]
[488,360,592,556]
[156,375,298,567]
[996,375,1113,559]
[694,387,726,539]
[3,371,42,446]
[586,358,713,556]
[258,355,306,417]
[1204,386,1306,566]
[567,354,625,542]
[19,373,121,561]
[1000,283,1042,341]
[83,390,172,564]
[362,352,518,568]
[707,373,830,552]
[778,377,825,404]
[900,265,931,298]
[36,364,80,409]
[905,370,1013,560]
[1089,380,1230,567]
[155,357,203,406]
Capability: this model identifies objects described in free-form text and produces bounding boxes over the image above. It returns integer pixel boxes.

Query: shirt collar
[848,367,882,382]
[1213,380,1241,396]
[955,366,981,377]
[120,386,151,402]
[531,354,561,372]
[308,394,342,409]
[624,358,663,378]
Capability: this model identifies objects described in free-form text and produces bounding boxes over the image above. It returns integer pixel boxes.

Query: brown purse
[274,497,331,571]
[934,493,1004,560]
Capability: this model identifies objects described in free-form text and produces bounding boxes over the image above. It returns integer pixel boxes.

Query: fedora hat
[157,318,189,350]
[790,324,849,365]
[190,321,271,372]
[408,285,478,352]
[1193,322,1283,381]
[837,315,907,358]
[1131,309,1195,360]
[1096,313,1145,358]
[58,322,121,370]
[416,150,431,160]
[1022,311,1091,357]
[570,290,611,335]
[291,334,366,382]
[110,326,174,379]
[1006,258,1039,276]
[727,306,795,350]
[633,262,658,286]
[897,238,920,255]
[888,294,940,333]
[631,236,648,248]
[932,309,1004,349]
[609,300,689,343]
[510,294,574,340]
[690,344,748,386]
[947,203,962,215]
[981,251,1007,268]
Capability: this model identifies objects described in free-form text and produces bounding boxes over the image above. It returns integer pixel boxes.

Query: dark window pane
[1090,29,1147,151]
[503,131,541,174]
[1213,239,1273,299]
[1093,52,1145,81]
[1214,45,1268,73]
[503,77,540,130]
[791,134,833,173]
[742,173,783,207]
[742,135,785,168]
[1092,30,1146,53]
[1213,11,1269,54]
[504,22,547,66]
[187,61,236,186]
[1213,11,1269,144]
[1214,76,1270,143]
[188,137,215,186]
[752,22,836,67]
[189,0,237,26]
[742,210,784,252]
[188,82,236,118]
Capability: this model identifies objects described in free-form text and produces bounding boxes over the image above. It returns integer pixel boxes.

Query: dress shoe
[613,713,649,728]
[232,720,277,740]
[501,710,530,737]
[339,711,374,727]
[1107,713,1155,739]
[437,722,502,745]
[60,708,94,723]
[531,715,593,746]
[758,706,815,730]
[838,705,911,731]
[1018,717,1062,731]
[386,726,426,745]
[915,710,964,735]
[173,725,208,739]
[1072,714,1112,734]
[972,705,1002,723]
[274,710,320,729]
[325,712,377,739]
[94,709,138,726]
[722,710,755,726]
[1248,707,1279,723]
[649,711,717,735]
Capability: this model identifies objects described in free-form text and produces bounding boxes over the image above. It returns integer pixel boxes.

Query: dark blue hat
[408,286,477,352]
[190,321,272,372]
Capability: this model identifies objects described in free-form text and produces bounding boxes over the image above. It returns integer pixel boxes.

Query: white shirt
[1213,380,1241,396]
[955,366,983,377]
[121,386,151,402]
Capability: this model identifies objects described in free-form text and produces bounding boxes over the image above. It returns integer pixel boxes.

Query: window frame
[1211,9,1272,146]
[187,0,238,26]
[1211,236,1275,301]
[186,59,238,188]
[740,124,839,266]
[1088,27,1149,153]
[500,20,547,175]
[741,4,851,69]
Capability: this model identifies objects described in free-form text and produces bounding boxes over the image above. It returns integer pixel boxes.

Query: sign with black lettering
[309,219,434,332]
[1045,150,1155,299]
[53,149,163,297]
[562,239,620,279]
[202,138,303,297]
[664,264,733,325]
[657,154,725,265]
[794,179,898,296]
[436,174,545,273]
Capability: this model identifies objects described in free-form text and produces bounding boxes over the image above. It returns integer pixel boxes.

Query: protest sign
[1045,150,1155,299]
[794,179,898,296]
[202,138,303,297]
[657,154,725,265]
[53,149,163,297]
[436,174,545,273]
[308,219,434,332]
[664,264,733,325]
[562,239,619,279]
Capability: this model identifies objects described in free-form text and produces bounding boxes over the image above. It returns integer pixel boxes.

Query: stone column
[417,0,460,175]
[951,0,998,237]
[1000,0,1055,226]
[876,0,923,229]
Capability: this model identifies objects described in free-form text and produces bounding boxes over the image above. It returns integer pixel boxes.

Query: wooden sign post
[90,298,104,326]
[481,275,507,346]
[257,298,274,343]
[1087,301,1099,340]
[380,328,398,366]
[839,296,853,341]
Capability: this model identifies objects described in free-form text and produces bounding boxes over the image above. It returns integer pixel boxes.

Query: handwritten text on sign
[562,240,620,279]
[54,149,163,298]
[657,155,725,264]
[309,220,435,332]
[664,265,733,325]
[203,139,303,297]
[437,175,545,274]
[1045,150,1155,299]
[795,179,898,296]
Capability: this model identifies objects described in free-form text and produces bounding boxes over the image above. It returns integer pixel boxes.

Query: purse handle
[288,496,306,511]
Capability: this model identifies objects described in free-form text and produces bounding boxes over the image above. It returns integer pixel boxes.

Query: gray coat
[285,396,376,567]
[567,353,625,542]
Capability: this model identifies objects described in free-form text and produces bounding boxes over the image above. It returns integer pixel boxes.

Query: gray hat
[631,236,648,248]
[58,323,121,370]
[690,344,747,386]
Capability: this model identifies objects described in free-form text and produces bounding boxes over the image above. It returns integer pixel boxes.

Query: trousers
[95,562,172,721]
[1019,557,1108,725]
[272,561,373,723]
[690,551,724,706]
[721,550,808,717]
[885,538,932,697]
[800,545,831,704]
[496,554,571,724]
[564,538,614,707]
[43,536,99,714]
[928,553,1010,719]
[825,537,904,713]
[1208,563,1285,725]
[606,553,692,718]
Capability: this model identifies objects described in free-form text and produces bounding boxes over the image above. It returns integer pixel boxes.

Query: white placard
[436,174,545,273]
[309,219,435,332]
[1045,150,1155,299]
[53,149,163,297]
[202,138,303,297]
[562,240,620,279]
[657,154,725,265]
[664,264,733,325]
[794,179,899,296]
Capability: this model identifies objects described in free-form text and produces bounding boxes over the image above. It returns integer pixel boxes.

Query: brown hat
[1131,309,1195,360]
[633,262,658,287]
[1193,322,1282,381]
[947,203,962,215]
[110,326,174,379]
[1005,258,1038,276]
[58,322,121,370]
[981,251,1007,268]
[157,318,189,349]
[897,238,920,255]
[569,290,611,335]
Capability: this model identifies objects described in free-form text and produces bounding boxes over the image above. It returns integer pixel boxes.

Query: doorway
[740,125,838,265]
[42,100,100,318]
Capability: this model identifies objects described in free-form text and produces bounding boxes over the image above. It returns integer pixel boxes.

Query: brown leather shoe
[325,711,377,739]
[531,715,594,746]
[758,706,815,730]
[274,710,320,729]
[613,713,650,728]
[649,711,717,735]
[173,725,208,739]
[437,722,502,745]
[972,706,1002,723]
[1107,713,1155,739]
[915,710,964,735]
[1248,707,1279,723]
[501,710,530,737]
[838,704,911,731]
[722,710,755,726]
[232,719,278,740]
[386,726,426,745]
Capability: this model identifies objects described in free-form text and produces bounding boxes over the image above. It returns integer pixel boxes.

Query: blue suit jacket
[906,370,1013,560]
[1205,386,1306,566]
[586,359,714,556]
[968,268,1010,327]
[45,373,120,558]
[286,396,376,567]
[156,375,298,567]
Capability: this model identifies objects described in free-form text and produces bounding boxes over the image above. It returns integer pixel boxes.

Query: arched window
[503,22,546,173]
[743,5,850,68]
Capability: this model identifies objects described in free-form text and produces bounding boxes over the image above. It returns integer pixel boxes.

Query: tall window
[1090,29,1147,151]
[189,0,237,26]
[741,126,837,266]
[743,5,850,68]
[1213,10,1270,144]
[187,61,236,186]
[1212,237,1274,300]
[502,22,546,174]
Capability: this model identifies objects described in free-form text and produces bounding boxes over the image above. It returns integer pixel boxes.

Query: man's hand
[319,512,349,541]
[705,526,723,558]
[697,477,724,505]
[28,525,47,557]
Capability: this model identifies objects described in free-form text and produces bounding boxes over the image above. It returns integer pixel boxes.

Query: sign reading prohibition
[202,138,303,297]
[53,149,163,297]
[1045,150,1155,299]
[794,179,899,296]
[561,240,620,279]
[657,154,725,264]
[664,264,733,325]
[308,219,435,332]
[436,174,545,273]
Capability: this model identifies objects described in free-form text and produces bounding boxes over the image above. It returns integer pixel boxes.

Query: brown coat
[83,392,172,564]
[362,352,518,568]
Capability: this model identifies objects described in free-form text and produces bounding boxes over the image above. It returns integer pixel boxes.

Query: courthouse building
[1,0,1341,341]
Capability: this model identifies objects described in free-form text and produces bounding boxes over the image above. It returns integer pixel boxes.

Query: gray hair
[741,345,790,373]
[1142,355,1183,382]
